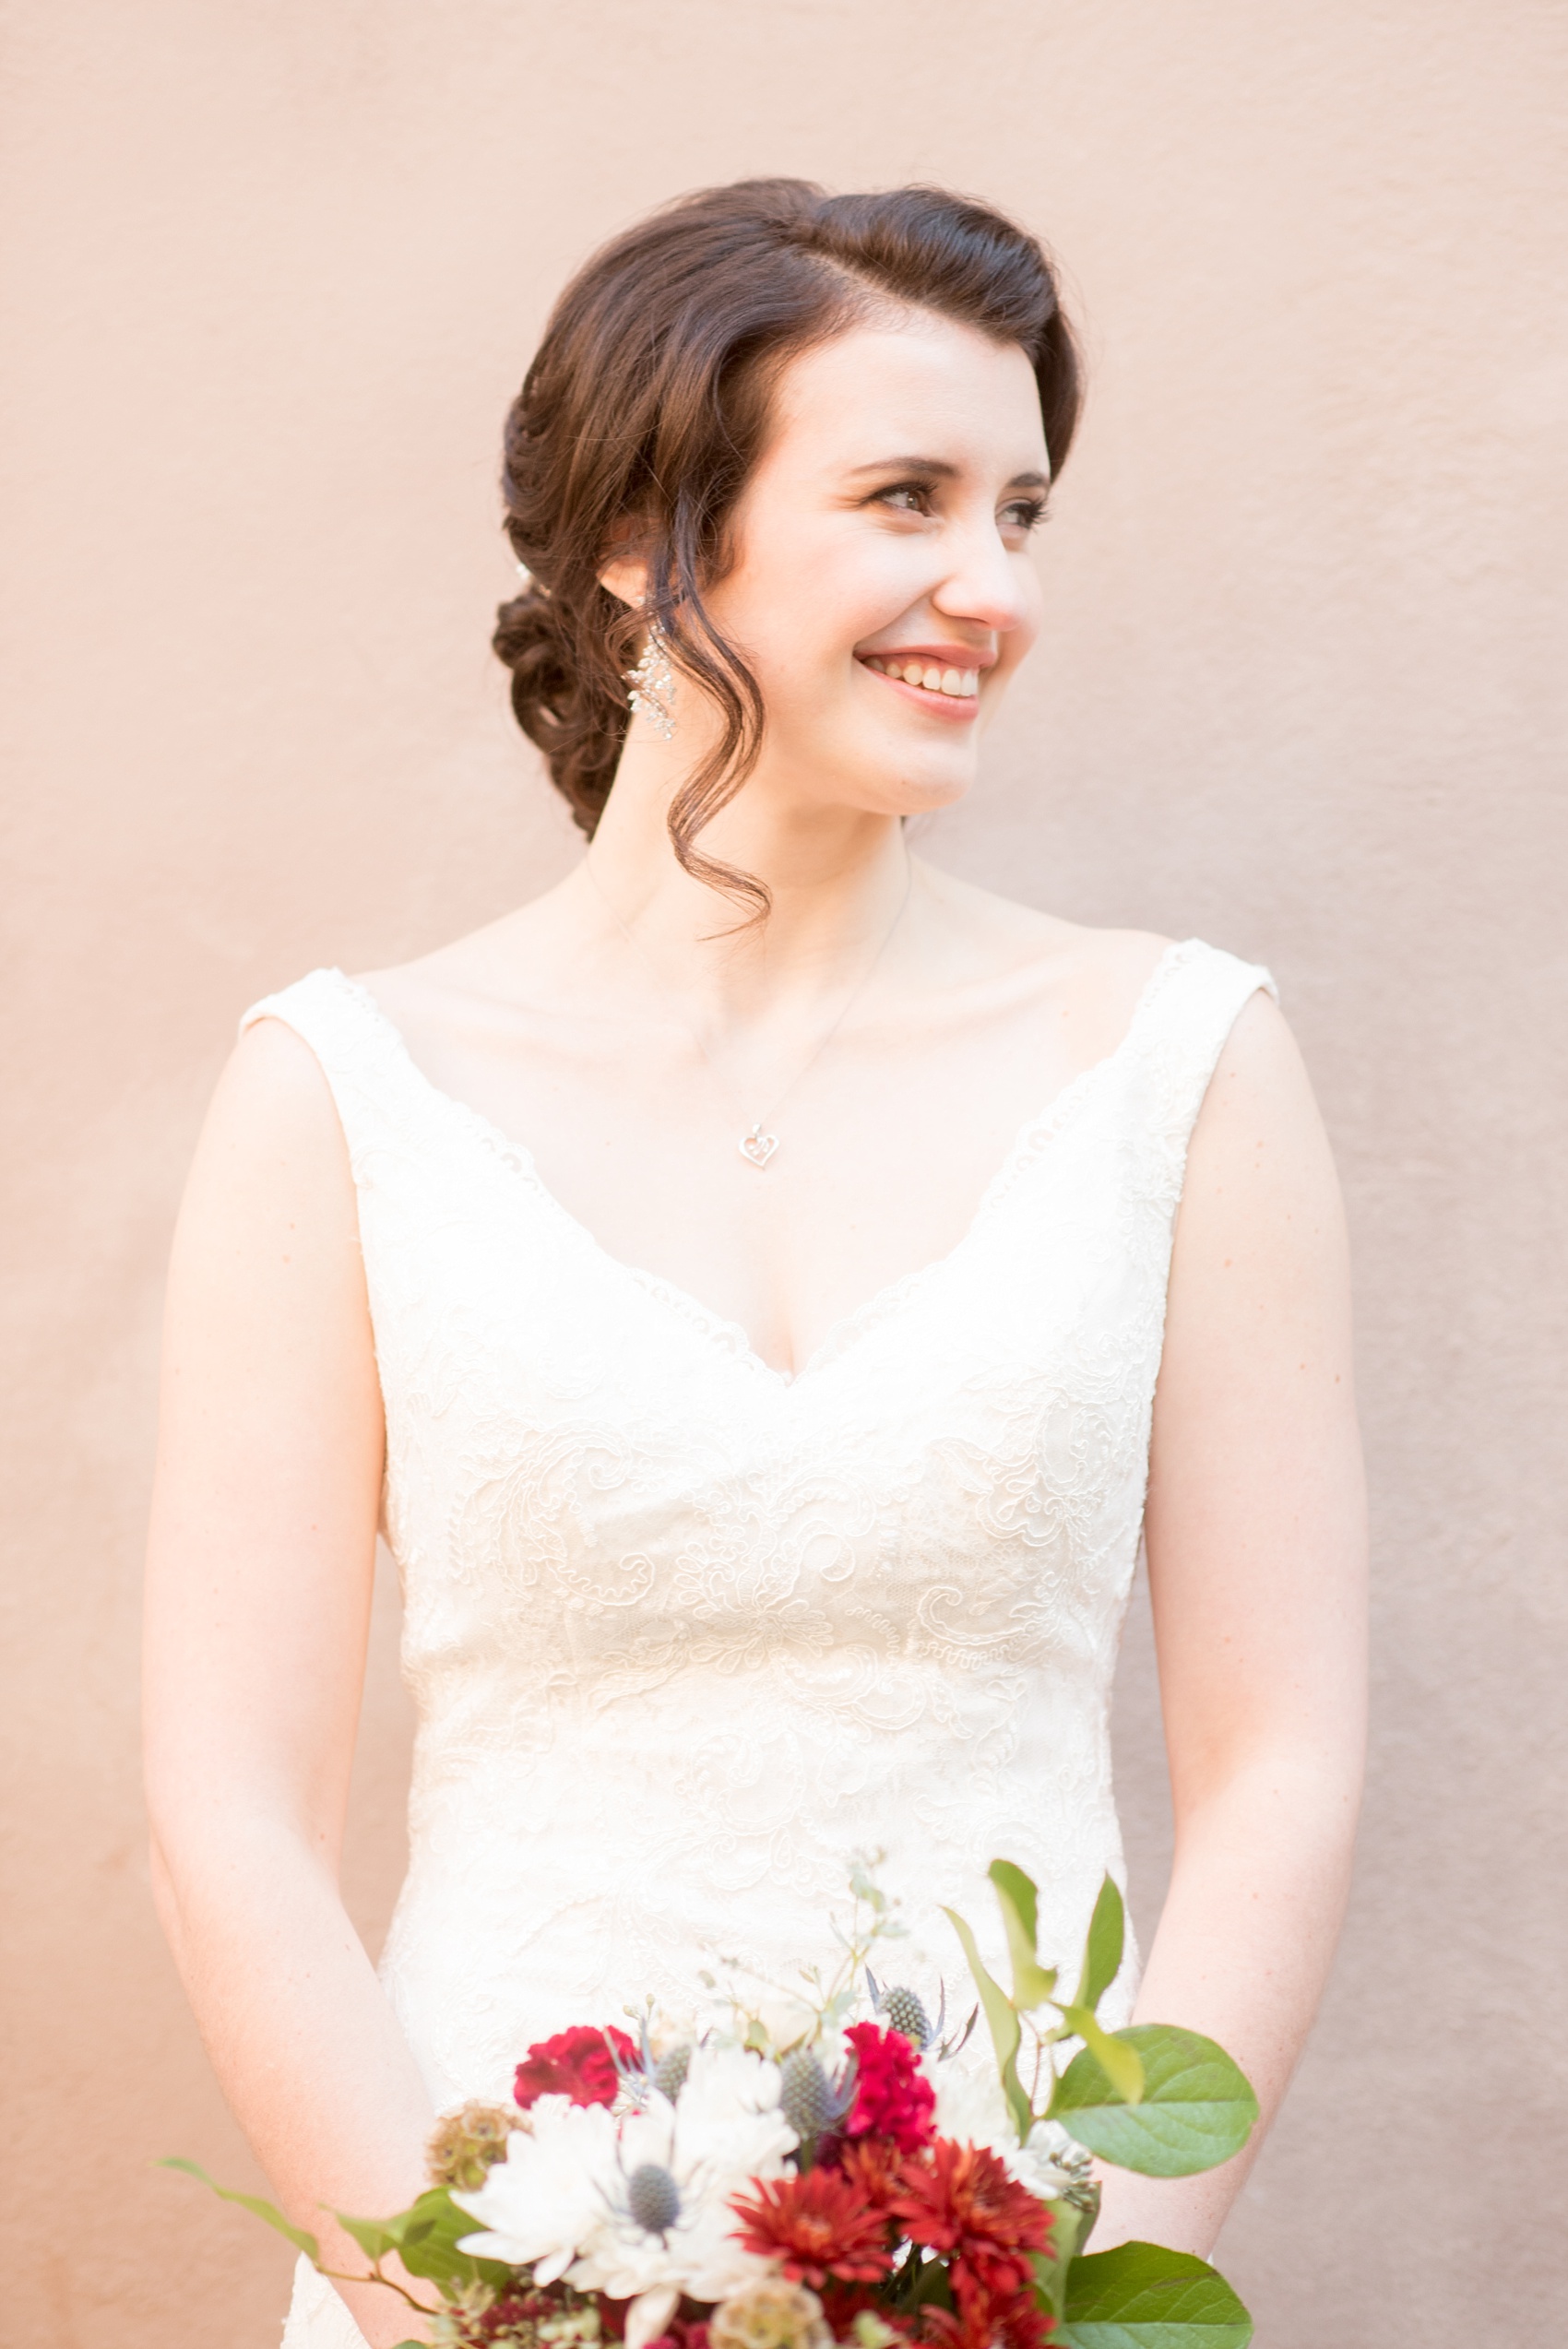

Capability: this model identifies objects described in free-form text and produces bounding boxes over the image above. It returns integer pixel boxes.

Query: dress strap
[240,967,420,1185]
[1118,939,1278,1208]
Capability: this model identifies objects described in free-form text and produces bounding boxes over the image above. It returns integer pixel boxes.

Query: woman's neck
[576,745,918,1023]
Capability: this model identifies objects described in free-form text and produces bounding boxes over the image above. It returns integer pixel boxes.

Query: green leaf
[339,2188,511,2292]
[1061,2240,1252,2347]
[1051,2026,1259,2177]
[1073,1876,1127,2012]
[160,2159,321,2265]
[398,2189,514,2291]
[989,1858,1039,1945]
[941,1904,1030,2141]
[336,2211,404,2263]
[1029,2199,1092,2324]
[1056,2007,1146,2106]
[988,1860,1059,2011]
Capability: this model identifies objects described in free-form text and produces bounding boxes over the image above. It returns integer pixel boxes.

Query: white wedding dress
[245,937,1272,2347]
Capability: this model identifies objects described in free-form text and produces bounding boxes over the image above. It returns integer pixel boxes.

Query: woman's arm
[1093,990,1368,2260]
[144,1019,436,2347]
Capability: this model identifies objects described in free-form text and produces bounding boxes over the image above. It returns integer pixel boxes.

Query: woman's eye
[1002,498,1050,532]
[877,483,932,515]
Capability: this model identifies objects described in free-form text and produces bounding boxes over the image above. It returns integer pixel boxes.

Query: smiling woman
[143,179,1366,2349]
[491,182,1077,916]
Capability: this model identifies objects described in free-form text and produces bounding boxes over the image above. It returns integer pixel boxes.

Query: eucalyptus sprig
[706,1847,909,2056]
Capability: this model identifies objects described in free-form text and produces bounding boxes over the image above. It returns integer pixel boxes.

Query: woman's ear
[599,550,650,609]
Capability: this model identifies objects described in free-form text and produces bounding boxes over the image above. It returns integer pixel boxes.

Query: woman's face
[707,310,1053,818]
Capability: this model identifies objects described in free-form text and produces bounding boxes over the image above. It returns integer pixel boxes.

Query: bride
[143,180,1366,2346]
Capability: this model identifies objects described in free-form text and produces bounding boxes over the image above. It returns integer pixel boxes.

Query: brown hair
[493,177,1081,912]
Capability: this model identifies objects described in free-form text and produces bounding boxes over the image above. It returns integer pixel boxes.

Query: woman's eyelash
[873,483,1050,529]
[875,481,934,512]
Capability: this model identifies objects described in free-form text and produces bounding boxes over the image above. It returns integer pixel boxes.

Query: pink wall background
[4,3,1565,2341]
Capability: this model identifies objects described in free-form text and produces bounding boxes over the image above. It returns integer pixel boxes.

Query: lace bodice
[252,937,1272,2348]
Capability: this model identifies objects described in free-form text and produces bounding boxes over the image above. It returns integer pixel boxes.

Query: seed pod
[652,2042,693,2101]
[878,1987,932,2049]
[779,2047,835,2142]
[424,2099,519,2190]
[626,2159,683,2236]
[710,2278,833,2349]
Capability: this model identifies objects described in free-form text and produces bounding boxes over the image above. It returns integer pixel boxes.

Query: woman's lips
[861,653,980,697]
[858,652,983,718]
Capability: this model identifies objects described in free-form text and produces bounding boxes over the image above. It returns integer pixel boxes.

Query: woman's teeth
[864,656,980,698]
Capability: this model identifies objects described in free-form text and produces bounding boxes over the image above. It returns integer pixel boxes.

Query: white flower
[927,2055,1012,2151]
[457,2046,798,2330]
[454,2094,618,2283]
[740,1988,821,2055]
[924,2058,1084,2201]
[1004,2118,1092,2203]
[675,2041,794,2168]
[572,2047,796,2311]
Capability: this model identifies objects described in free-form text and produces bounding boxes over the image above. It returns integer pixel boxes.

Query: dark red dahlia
[842,2022,937,2153]
[730,2165,896,2287]
[837,2133,908,2209]
[513,2023,636,2109]
[913,2294,1052,2349]
[889,2140,1054,2349]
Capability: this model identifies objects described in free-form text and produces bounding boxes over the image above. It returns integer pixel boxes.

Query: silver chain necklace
[586,857,914,1169]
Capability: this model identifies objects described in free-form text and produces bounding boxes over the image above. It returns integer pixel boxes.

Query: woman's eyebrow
[845,457,1050,491]
[847,455,961,480]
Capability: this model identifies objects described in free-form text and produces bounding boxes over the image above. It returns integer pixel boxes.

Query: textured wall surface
[3,4,1565,2342]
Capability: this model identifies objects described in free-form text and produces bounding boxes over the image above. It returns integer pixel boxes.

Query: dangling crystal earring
[625,621,676,741]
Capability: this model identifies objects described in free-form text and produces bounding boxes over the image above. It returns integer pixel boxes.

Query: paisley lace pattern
[254,938,1273,2346]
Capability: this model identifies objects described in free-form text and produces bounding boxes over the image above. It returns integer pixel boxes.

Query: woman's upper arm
[143,1015,386,1869]
[1144,990,1368,1818]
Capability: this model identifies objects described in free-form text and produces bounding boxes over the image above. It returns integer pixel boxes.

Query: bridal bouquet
[171,1861,1258,2348]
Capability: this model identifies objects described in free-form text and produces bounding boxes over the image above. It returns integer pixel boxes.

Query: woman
[143,181,1366,2347]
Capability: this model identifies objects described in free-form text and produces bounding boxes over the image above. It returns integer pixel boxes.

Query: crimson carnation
[730,2166,895,2288]
[513,2023,636,2109]
[842,2022,937,2153]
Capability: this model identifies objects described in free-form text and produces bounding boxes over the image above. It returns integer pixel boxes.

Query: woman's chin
[886,762,979,818]
[766,734,980,822]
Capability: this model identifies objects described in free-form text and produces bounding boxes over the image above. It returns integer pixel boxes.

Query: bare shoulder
[355,885,577,1029]
[915,860,1176,1050]
[1180,986,1348,1287]
[1197,986,1333,1167]
[176,1014,360,1270]
[204,1012,350,1166]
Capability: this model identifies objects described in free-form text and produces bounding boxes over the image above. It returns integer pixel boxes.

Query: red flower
[513,2023,636,2109]
[837,2134,908,2210]
[730,2166,896,2288]
[843,2023,937,2153]
[461,2290,577,2343]
[889,2141,1054,2349]
[915,2295,1051,2349]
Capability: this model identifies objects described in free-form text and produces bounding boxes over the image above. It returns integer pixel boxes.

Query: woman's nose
[932,523,1032,636]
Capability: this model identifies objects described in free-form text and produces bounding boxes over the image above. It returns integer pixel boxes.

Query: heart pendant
[739,1126,778,1169]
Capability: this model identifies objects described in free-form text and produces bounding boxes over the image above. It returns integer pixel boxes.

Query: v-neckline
[327,940,1191,1389]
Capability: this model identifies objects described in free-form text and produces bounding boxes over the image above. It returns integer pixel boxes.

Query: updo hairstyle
[493,178,1080,911]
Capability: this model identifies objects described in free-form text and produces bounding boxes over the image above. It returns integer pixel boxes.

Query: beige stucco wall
[4,3,1565,2341]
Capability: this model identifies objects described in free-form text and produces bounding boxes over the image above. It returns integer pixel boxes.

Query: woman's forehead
[764,314,1049,473]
